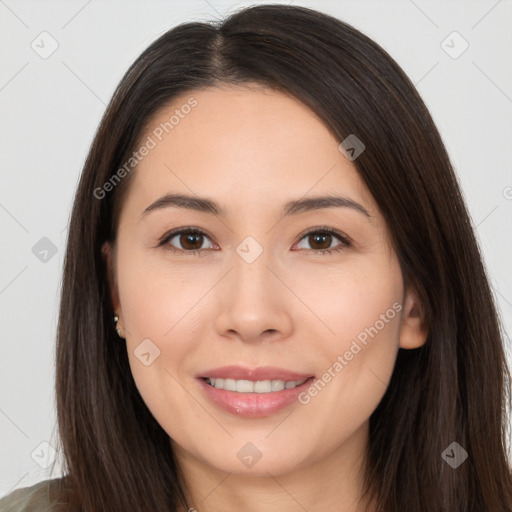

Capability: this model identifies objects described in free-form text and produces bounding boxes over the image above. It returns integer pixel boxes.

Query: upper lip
[197,365,314,382]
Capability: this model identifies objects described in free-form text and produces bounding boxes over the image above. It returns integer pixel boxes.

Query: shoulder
[0,478,66,512]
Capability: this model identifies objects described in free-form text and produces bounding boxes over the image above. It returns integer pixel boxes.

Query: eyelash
[157,226,351,256]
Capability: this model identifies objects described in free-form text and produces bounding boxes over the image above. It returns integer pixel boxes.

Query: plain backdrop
[1,0,511,496]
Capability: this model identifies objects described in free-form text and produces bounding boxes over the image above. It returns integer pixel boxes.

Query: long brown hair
[51,4,512,511]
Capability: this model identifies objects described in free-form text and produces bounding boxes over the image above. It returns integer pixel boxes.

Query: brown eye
[178,232,205,250]
[295,228,351,255]
[159,226,350,256]
[307,233,333,250]
[159,228,215,255]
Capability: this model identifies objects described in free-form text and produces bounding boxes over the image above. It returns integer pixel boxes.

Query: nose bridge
[231,236,277,305]
[213,235,293,341]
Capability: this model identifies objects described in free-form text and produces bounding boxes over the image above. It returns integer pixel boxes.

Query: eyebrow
[140,193,371,220]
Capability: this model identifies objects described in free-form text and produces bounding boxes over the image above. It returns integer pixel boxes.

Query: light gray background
[1,0,511,496]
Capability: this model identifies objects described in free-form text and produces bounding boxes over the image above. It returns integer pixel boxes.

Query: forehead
[124,85,377,220]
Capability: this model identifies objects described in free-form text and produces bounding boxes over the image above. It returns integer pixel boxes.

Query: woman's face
[104,85,425,477]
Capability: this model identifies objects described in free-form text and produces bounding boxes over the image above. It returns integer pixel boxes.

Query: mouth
[196,368,316,418]
[201,376,311,393]
[196,364,313,383]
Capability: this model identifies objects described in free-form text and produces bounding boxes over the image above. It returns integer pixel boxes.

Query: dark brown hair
[50,4,512,511]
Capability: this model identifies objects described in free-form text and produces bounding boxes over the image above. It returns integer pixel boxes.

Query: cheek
[296,262,403,439]
[116,245,212,343]
[297,254,403,349]
[115,249,216,425]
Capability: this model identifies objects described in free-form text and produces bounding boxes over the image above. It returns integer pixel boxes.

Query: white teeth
[206,377,308,392]
[271,380,285,391]
[237,379,254,393]
[223,378,236,391]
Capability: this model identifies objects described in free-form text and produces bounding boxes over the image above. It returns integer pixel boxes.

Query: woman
[2,4,511,511]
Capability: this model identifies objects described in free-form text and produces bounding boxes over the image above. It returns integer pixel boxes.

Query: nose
[214,248,294,344]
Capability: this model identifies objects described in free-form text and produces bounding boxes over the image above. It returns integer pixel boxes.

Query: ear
[399,286,428,349]
[101,241,121,314]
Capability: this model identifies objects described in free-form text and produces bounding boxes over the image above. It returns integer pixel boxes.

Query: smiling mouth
[202,376,314,393]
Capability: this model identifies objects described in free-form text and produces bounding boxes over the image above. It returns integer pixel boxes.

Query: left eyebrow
[282,195,371,219]
[140,193,372,221]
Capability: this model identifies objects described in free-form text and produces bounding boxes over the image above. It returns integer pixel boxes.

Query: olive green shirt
[0,478,64,512]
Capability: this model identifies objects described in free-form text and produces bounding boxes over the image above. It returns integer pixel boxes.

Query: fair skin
[103,84,427,512]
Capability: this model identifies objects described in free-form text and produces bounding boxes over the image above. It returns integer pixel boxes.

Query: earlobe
[399,288,429,349]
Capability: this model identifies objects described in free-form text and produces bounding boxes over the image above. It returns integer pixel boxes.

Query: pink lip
[196,366,315,418]
[196,365,313,381]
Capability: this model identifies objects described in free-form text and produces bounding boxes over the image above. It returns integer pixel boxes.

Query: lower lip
[197,377,315,418]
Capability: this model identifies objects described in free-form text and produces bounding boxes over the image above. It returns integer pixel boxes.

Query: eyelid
[156,226,216,248]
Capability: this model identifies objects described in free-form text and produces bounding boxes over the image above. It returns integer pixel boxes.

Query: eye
[158,227,215,256]
[293,227,351,255]
[158,226,351,256]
